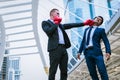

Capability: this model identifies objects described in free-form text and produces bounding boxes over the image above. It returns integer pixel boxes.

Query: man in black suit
[42,8,93,80]
[77,16,111,80]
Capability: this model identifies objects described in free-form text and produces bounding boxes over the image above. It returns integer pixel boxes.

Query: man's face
[94,17,103,26]
[52,10,60,18]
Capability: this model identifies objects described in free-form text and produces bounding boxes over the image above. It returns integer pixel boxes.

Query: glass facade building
[8,57,21,80]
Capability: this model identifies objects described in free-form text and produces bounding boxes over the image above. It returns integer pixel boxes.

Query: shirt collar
[93,26,98,28]
[49,19,54,23]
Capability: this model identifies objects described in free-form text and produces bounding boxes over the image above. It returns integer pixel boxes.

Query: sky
[20,54,48,80]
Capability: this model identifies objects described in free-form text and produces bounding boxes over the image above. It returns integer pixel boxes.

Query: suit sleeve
[78,39,84,54]
[78,29,86,54]
[42,21,57,36]
[101,29,111,54]
[62,23,84,29]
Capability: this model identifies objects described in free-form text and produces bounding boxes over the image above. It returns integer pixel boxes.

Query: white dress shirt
[49,19,65,44]
[57,26,65,44]
[86,26,97,48]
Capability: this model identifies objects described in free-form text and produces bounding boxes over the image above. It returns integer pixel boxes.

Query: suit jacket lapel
[82,28,89,46]
[84,27,89,39]
[59,24,64,31]
[48,19,58,27]
[93,27,98,37]
[48,19,52,22]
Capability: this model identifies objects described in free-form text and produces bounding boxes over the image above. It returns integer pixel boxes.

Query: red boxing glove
[84,19,94,26]
[53,16,62,25]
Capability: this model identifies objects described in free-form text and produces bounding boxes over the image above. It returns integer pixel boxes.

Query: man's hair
[50,8,59,16]
[94,16,104,26]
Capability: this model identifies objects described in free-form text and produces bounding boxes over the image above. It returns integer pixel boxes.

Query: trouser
[48,44,68,80]
[85,49,109,80]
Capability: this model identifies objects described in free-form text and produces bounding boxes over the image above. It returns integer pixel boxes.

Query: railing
[105,8,120,34]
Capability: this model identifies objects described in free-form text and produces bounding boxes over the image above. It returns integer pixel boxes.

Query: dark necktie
[86,27,93,45]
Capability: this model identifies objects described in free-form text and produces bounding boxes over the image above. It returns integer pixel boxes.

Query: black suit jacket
[42,20,84,52]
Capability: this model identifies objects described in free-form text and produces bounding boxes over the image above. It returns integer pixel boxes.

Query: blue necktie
[86,27,93,45]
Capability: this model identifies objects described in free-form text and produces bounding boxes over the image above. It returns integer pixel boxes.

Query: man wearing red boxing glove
[42,8,89,80]
[53,16,62,25]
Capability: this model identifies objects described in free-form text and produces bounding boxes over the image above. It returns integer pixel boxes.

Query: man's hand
[53,16,62,25]
[77,53,81,60]
[84,19,94,26]
[106,53,110,61]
